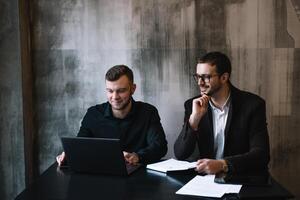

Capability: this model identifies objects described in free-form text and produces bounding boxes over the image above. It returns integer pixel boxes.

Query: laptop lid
[61,137,140,175]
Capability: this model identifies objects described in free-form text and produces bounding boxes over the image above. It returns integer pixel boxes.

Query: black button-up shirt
[77,99,168,164]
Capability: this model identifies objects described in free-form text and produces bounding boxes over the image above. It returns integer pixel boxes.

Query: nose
[198,78,205,85]
[112,91,120,100]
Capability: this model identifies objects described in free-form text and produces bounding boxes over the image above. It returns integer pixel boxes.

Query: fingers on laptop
[123,151,139,165]
[56,152,65,166]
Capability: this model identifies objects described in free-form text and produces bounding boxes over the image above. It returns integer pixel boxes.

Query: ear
[130,83,136,95]
[221,73,230,83]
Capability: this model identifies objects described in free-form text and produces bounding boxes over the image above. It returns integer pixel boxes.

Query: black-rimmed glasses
[192,74,219,83]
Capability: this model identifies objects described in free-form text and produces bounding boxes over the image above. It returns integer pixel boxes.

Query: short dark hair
[105,65,134,83]
[198,52,231,76]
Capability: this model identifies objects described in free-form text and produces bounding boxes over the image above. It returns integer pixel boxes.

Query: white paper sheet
[176,175,242,198]
[146,158,197,173]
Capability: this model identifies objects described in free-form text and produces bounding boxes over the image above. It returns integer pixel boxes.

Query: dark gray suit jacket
[174,85,270,174]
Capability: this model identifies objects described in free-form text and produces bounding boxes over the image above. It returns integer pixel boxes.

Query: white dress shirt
[209,94,231,159]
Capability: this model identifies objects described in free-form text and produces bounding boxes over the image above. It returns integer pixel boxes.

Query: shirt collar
[209,92,231,111]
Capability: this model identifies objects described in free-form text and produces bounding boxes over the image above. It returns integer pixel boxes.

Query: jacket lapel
[224,102,233,137]
[207,106,215,158]
[224,85,243,146]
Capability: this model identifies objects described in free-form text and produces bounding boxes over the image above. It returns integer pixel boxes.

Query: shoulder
[231,86,265,106]
[85,102,108,116]
[134,101,159,113]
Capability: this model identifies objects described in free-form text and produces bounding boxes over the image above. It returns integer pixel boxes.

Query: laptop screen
[61,137,140,175]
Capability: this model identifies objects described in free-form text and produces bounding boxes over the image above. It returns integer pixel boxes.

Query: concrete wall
[30,0,300,198]
[0,0,25,200]
[31,0,201,172]
[1,0,299,199]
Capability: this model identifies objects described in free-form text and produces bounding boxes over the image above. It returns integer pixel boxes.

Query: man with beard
[174,52,270,175]
[57,65,167,166]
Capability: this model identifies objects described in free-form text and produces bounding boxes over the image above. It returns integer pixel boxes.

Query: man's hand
[195,159,226,174]
[123,151,139,165]
[56,152,66,166]
[189,95,210,130]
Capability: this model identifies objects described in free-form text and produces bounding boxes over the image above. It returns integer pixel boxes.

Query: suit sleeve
[136,108,168,164]
[174,100,198,160]
[225,99,270,174]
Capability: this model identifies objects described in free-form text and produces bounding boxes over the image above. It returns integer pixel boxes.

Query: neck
[112,100,132,119]
[210,84,230,109]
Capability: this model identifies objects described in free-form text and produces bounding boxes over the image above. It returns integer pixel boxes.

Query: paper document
[176,175,242,198]
[146,158,197,173]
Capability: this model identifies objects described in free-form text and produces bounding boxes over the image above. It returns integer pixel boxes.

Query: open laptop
[61,137,141,176]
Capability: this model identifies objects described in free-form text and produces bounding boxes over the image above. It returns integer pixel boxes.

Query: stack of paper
[176,175,242,198]
[146,158,197,173]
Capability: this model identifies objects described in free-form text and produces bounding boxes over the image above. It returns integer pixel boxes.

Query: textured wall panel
[0,0,25,200]
[225,0,300,197]
[27,0,300,198]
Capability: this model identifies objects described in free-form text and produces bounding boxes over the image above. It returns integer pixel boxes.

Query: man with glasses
[174,52,270,175]
[57,65,168,166]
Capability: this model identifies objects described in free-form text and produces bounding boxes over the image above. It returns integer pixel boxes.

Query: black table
[15,163,294,200]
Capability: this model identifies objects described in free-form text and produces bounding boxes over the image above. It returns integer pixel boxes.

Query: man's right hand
[123,151,139,165]
[189,95,210,130]
[195,159,225,174]
[56,152,66,166]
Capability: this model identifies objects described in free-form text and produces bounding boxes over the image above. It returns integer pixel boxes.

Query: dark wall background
[0,0,25,200]
[1,0,299,199]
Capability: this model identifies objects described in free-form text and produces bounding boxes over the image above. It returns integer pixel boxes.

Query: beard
[110,98,132,111]
[200,84,222,97]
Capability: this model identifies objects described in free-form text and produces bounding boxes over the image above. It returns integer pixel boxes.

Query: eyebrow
[106,87,128,91]
[196,73,213,76]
